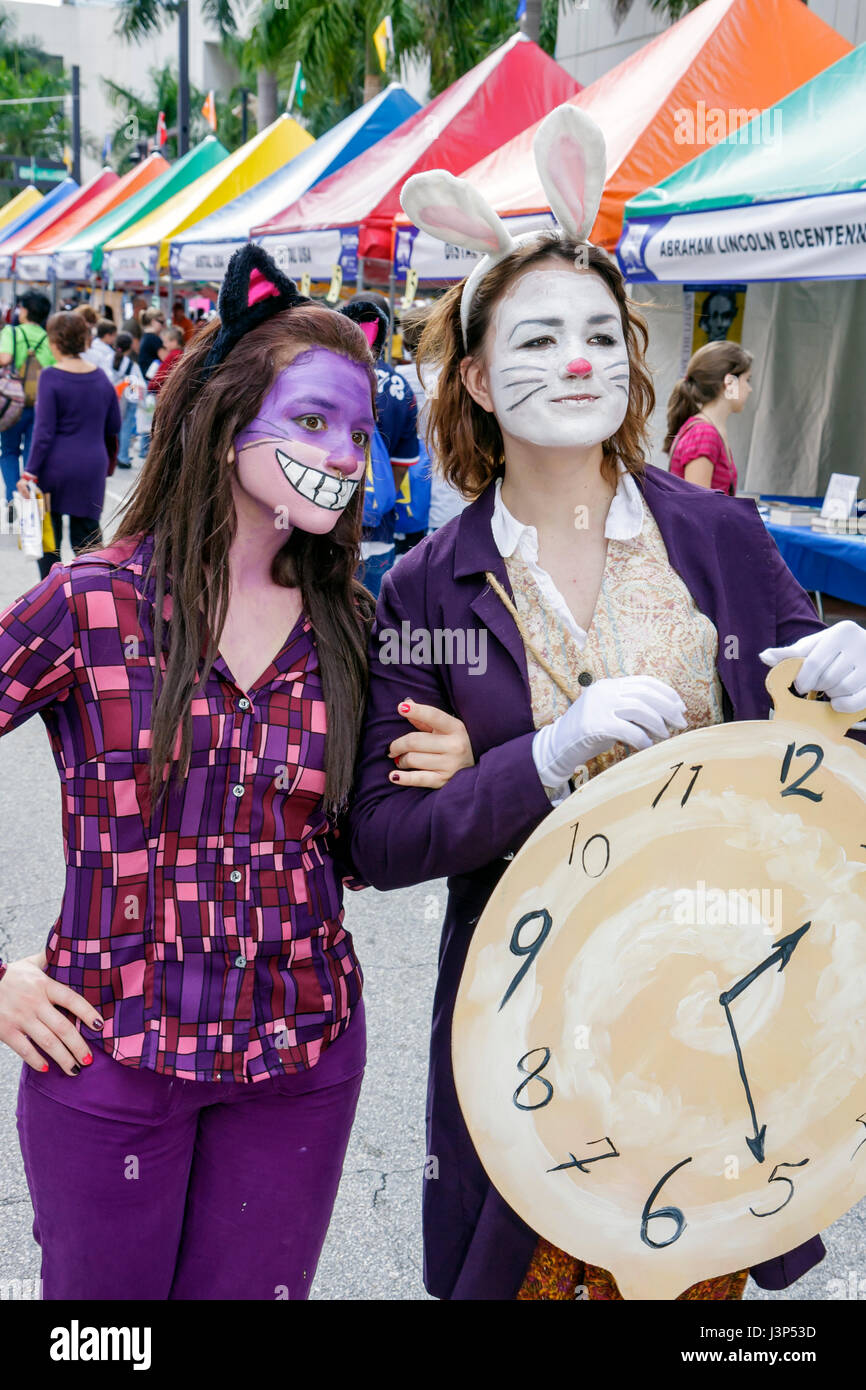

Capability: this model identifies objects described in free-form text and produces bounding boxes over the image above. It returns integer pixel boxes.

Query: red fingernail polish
[82,1053,93,1065]
[41,1063,49,1072]
[390,772,400,781]
[398,702,411,713]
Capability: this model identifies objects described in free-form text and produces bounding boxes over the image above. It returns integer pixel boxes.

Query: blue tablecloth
[766,523,866,605]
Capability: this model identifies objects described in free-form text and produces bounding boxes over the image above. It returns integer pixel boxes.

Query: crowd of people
[0,293,189,553]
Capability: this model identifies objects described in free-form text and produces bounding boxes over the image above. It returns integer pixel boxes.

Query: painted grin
[275,447,360,511]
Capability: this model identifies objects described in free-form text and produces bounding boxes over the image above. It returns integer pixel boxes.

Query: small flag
[287,61,307,112]
[155,111,168,147]
[201,91,217,131]
[325,264,343,306]
[372,15,394,72]
[400,267,419,311]
[101,131,113,163]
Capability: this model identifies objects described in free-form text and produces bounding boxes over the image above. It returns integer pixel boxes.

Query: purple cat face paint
[233,347,375,535]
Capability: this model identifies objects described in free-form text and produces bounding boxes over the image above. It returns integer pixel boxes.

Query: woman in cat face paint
[347,106,866,1301]
[0,245,471,1300]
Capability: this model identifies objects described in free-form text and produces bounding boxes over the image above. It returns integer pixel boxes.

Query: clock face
[452,661,866,1299]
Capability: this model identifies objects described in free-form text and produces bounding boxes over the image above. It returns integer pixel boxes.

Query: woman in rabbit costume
[347,104,866,1300]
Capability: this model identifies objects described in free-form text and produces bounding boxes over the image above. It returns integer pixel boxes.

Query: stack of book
[766,504,823,527]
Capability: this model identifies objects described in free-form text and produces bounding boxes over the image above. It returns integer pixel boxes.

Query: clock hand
[718,922,811,1164]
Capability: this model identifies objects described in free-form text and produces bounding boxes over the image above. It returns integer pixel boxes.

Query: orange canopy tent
[395,0,851,277]
[15,156,171,282]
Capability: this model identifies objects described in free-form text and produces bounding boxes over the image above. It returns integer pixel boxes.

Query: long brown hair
[417,233,655,497]
[663,340,753,453]
[114,307,376,814]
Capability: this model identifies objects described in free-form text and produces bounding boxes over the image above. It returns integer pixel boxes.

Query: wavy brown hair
[417,233,655,496]
[113,307,376,814]
[663,340,753,453]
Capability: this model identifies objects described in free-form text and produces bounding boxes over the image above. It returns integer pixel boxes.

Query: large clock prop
[452,660,866,1299]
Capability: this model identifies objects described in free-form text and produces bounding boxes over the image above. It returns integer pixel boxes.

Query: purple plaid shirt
[0,533,363,1082]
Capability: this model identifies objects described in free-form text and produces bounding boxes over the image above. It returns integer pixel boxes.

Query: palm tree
[115,0,236,41]
[0,7,69,166]
[415,0,518,93]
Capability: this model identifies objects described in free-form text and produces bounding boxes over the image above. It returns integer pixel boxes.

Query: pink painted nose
[566,358,593,378]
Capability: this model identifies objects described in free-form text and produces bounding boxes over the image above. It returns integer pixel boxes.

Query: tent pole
[357,257,365,293]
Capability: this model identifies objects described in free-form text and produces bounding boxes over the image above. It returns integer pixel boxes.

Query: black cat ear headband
[200,242,389,379]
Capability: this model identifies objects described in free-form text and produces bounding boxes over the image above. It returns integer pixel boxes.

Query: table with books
[759,499,866,612]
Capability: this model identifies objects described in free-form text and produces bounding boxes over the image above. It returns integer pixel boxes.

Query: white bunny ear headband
[400,103,606,350]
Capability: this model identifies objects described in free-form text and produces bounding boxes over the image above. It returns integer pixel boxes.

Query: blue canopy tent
[0,179,80,251]
[169,83,421,283]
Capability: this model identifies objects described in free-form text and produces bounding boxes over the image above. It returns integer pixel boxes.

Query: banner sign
[15,253,53,282]
[394,211,556,280]
[102,245,159,285]
[617,190,866,284]
[53,250,93,283]
[257,225,359,282]
[170,239,244,283]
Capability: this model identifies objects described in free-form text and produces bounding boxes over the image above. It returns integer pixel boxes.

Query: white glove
[759,621,866,714]
[532,675,688,789]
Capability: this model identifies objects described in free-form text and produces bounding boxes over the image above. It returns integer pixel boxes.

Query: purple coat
[349,464,854,1300]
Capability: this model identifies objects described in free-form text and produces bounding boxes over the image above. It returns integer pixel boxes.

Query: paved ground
[0,466,863,1301]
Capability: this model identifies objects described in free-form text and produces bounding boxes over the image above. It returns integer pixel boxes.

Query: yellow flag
[372,15,394,72]
[201,91,217,131]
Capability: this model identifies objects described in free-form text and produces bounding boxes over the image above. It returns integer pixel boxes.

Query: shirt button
[215,1072,221,1081]
[232,784,244,798]
[234,954,247,968]
[238,697,250,711]
[578,672,593,687]
[229,870,242,883]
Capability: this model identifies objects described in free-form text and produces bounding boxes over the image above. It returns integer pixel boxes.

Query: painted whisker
[506,384,547,411]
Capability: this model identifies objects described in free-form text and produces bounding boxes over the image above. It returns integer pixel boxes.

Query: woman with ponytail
[0,246,469,1300]
[664,340,753,494]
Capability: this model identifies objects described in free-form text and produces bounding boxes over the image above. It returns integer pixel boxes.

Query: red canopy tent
[251,34,579,282]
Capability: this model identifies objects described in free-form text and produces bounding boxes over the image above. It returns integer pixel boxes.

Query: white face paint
[485,265,630,450]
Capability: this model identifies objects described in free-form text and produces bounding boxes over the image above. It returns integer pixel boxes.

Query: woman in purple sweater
[18,310,121,579]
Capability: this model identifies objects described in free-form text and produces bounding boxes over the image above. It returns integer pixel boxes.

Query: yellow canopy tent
[0,186,43,235]
[102,115,314,284]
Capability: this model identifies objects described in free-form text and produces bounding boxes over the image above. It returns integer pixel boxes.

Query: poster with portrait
[689,283,747,352]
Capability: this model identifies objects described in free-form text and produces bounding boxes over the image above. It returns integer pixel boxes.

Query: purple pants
[16,1004,365,1300]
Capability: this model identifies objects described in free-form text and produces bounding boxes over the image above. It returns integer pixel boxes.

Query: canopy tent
[0,180,77,258]
[251,34,578,282]
[0,174,113,280]
[170,84,421,284]
[103,116,313,285]
[0,187,42,236]
[17,156,169,283]
[395,0,850,281]
[54,138,229,283]
[617,44,866,284]
[53,139,230,283]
